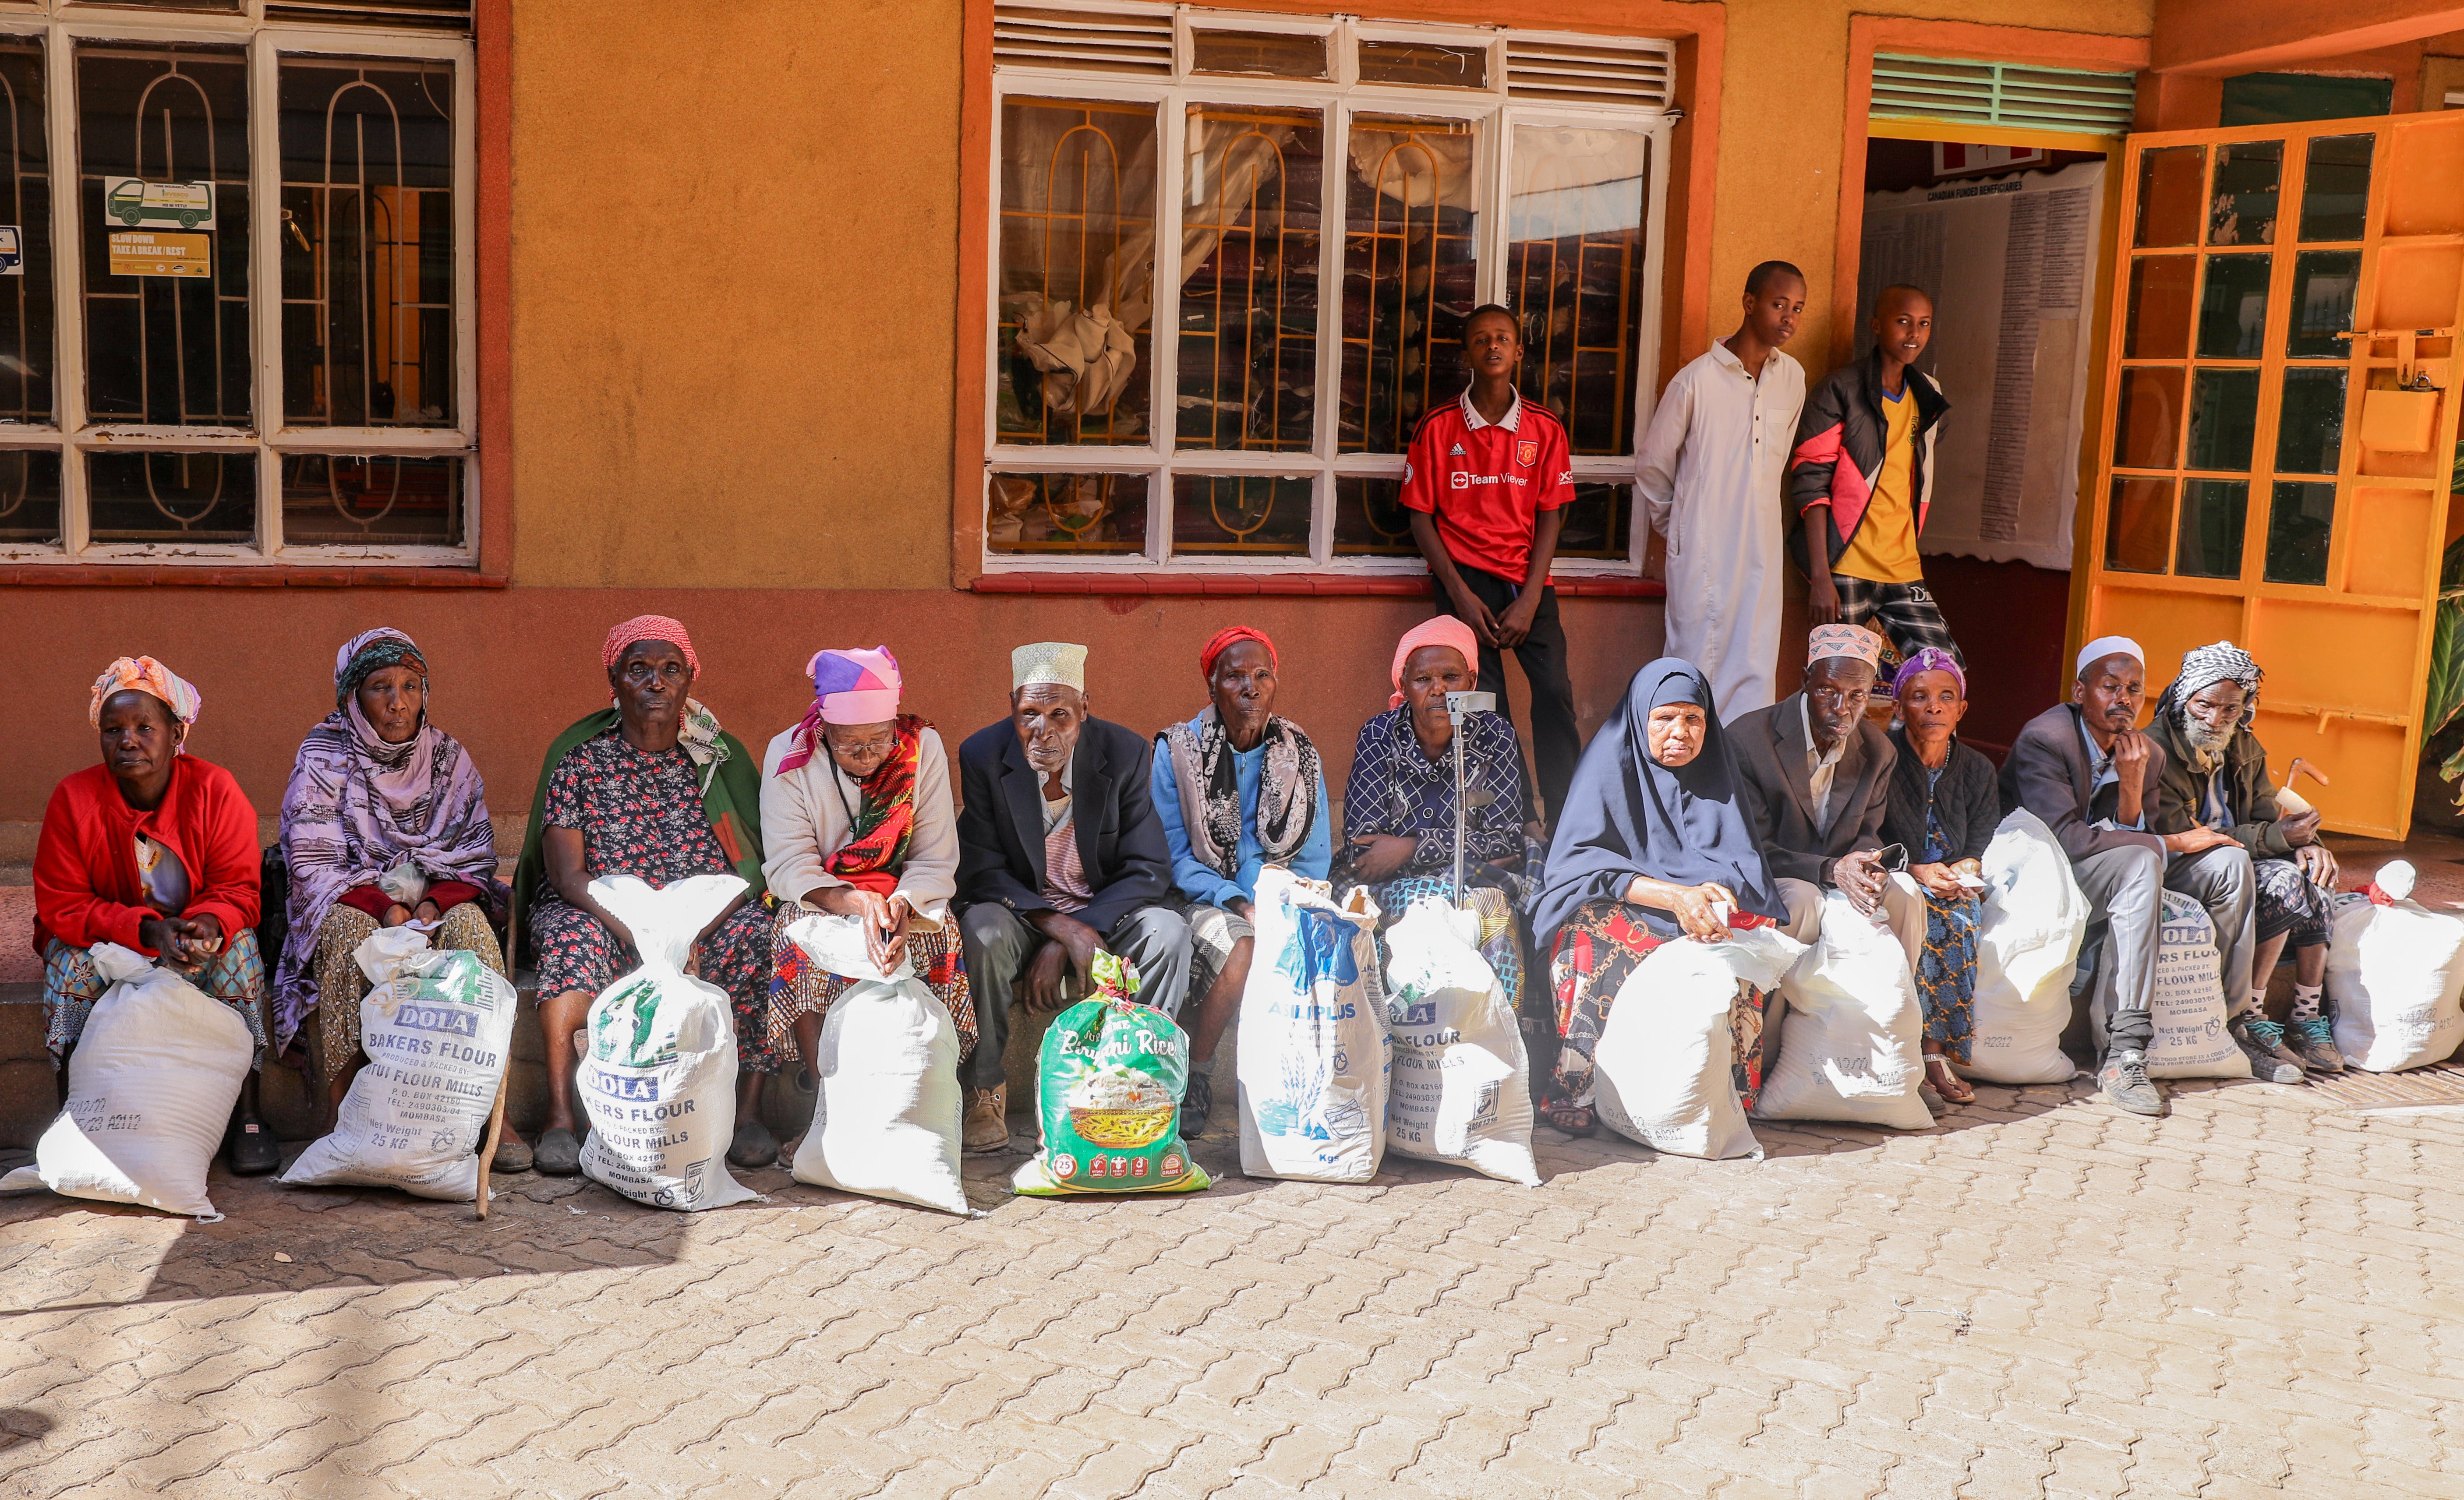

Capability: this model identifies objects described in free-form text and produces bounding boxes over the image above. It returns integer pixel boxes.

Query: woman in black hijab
[1533,660,1785,1133]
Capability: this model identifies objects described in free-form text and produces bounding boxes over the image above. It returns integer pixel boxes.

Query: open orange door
[2080,111,2464,838]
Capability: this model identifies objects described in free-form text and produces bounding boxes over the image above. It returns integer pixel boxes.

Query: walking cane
[474,899,520,1222]
[1446,689,1498,911]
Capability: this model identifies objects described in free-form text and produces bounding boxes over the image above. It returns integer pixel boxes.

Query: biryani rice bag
[1012,952,1210,1196]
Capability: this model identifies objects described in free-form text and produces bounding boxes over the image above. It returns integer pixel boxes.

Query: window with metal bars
[986,6,1673,573]
[0,3,474,565]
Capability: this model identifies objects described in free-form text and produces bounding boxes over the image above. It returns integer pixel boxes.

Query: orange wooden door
[2079,111,2464,838]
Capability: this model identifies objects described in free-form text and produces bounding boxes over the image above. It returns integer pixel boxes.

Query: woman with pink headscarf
[759,646,970,1099]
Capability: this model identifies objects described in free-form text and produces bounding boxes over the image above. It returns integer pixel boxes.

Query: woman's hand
[1669,882,1738,943]
[139,913,223,971]
[381,903,413,928]
[1909,862,1967,900]
[1349,833,1419,884]
[414,898,442,925]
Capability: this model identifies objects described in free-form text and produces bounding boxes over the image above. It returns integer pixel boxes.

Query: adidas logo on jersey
[1449,443,1466,457]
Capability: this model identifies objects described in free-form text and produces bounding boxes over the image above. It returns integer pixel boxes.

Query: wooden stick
[475,1080,506,1220]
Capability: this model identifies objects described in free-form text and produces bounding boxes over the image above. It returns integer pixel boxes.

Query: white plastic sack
[1594,925,1806,1160]
[1756,892,1930,1129]
[576,874,762,1211]
[280,927,518,1201]
[0,944,251,1218]
[2133,890,2251,1080]
[1962,809,2086,1084]
[781,911,969,1214]
[1237,867,1390,1183]
[1379,896,1538,1187]
[2329,861,2464,1072]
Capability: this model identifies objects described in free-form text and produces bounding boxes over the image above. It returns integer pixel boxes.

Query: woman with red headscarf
[1147,626,1330,1135]
[760,646,971,1101]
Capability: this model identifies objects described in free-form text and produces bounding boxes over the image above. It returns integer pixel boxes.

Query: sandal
[1541,1102,1596,1137]
[1923,1054,1975,1105]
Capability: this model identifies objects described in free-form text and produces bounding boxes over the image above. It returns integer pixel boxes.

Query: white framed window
[984,3,1675,575]
[0,0,476,565]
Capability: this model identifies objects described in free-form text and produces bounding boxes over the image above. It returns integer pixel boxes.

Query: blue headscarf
[1533,659,1785,944]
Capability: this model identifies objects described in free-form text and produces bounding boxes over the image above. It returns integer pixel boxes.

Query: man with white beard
[2145,642,2336,1079]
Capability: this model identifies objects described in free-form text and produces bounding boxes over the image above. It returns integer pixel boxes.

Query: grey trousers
[2072,842,2257,1055]
[956,902,1193,1092]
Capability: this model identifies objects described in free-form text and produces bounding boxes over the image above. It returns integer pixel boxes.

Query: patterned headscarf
[1891,646,1966,702]
[89,656,202,748]
[600,614,728,787]
[1200,626,1276,680]
[333,627,428,709]
[602,614,700,675]
[2154,640,2262,736]
[779,646,905,774]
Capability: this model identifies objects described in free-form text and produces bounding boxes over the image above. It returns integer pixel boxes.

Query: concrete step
[0,972,1241,1152]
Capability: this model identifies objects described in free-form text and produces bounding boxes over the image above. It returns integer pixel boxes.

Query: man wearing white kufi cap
[951,642,1191,1151]
[2001,636,2258,1116]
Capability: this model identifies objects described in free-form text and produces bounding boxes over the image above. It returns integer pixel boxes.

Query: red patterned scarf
[823,715,926,896]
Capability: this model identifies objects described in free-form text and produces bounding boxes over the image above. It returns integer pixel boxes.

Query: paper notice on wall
[0,226,19,275]
[1857,159,2104,571]
[108,231,210,279]
[103,177,215,232]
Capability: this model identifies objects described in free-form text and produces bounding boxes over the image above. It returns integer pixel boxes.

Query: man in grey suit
[2000,636,2265,1118]
[1725,623,1900,938]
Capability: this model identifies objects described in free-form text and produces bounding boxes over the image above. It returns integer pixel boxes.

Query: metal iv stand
[1445,689,1498,912]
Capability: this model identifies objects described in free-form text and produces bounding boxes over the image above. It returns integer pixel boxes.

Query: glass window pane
[2135,145,2204,248]
[2264,480,2334,585]
[1552,481,1632,560]
[1332,473,1415,554]
[1340,115,1478,455]
[2114,366,2184,469]
[279,58,457,430]
[2175,479,2246,579]
[1508,127,1649,456]
[2197,254,2271,359]
[0,448,61,544]
[2124,256,2195,359]
[1191,30,1327,79]
[2274,368,2347,475]
[280,453,463,547]
[2287,250,2358,358]
[2206,140,2281,246]
[0,41,53,427]
[996,98,1158,447]
[2299,134,2373,241]
[1170,473,1310,556]
[2187,368,2259,471]
[2106,476,2174,573]
[87,450,254,542]
[1176,104,1320,453]
[78,44,252,427]
[985,471,1149,555]
[1357,40,1487,89]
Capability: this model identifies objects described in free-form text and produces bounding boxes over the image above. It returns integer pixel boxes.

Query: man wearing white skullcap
[951,642,1190,1151]
[2000,636,2258,1116]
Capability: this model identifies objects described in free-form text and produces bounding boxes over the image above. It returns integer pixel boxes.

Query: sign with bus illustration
[102,177,215,231]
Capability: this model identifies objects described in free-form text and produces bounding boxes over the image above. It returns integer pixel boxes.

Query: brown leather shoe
[962,1084,1010,1154]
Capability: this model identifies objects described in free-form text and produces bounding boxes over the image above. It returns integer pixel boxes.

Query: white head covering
[2075,635,2144,679]
[1012,641,1088,692]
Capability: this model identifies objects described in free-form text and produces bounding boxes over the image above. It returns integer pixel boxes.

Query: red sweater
[34,758,262,960]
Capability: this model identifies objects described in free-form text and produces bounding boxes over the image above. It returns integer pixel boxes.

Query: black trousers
[1433,565,1578,825]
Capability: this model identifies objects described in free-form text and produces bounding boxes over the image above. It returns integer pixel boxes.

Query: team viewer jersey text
[1399,390,1577,582]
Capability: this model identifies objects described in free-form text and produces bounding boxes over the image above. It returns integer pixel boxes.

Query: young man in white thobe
[1636,261,1808,717]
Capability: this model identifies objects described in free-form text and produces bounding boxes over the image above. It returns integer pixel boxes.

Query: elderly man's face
[2183,680,2247,750]
[1805,657,1875,750]
[2074,653,2145,738]
[1013,683,1087,778]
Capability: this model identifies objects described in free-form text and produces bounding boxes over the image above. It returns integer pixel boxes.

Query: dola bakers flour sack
[1594,924,1806,1161]
[2329,861,2464,1072]
[1963,809,2087,1084]
[0,945,252,1218]
[1756,892,1930,1130]
[1013,951,1209,1196]
[1238,868,1390,1183]
[2133,890,2250,1080]
[576,874,761,1211]
[784,910,971,1214]
[282,927,518,1201]
[1379,896,1538,1186]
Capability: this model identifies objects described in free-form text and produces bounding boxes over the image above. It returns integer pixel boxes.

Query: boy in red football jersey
[1401,304,1580,822]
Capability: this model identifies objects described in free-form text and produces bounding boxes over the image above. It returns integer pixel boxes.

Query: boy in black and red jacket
[1787,285,1958,675]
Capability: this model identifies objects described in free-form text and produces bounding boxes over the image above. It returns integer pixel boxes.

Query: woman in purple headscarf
[275,628,504,1126]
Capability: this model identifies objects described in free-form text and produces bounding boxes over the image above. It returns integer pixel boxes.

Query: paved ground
[4,1069,2459,1499]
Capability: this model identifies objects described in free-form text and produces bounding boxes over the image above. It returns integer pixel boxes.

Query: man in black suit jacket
[954,642,1190,1151]
[1725,624,1900,940]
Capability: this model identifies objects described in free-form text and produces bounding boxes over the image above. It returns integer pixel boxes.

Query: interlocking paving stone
[3,1076,2460,1496]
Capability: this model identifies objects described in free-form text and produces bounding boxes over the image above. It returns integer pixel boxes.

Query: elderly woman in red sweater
[31,656,278,1175]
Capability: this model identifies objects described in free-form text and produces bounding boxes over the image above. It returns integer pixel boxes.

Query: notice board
[1857,159,2105,572]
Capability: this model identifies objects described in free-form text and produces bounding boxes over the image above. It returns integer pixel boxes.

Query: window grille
[1871,54,2137,136]
[1505,39,1673,109]
[993,5,1174,76]
[263,4,474,34]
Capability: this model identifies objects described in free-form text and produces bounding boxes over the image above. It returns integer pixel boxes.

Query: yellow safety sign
[107,230,210,278]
